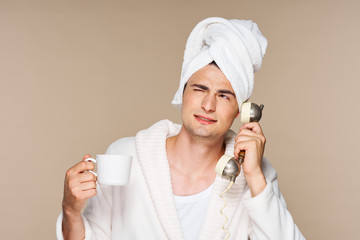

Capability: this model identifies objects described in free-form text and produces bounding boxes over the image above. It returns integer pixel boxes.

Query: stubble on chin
[183,120,219,140]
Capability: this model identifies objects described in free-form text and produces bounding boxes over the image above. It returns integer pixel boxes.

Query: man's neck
[166,126,226,195]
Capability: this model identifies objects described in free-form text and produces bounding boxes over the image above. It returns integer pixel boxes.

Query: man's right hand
[62,154,97,215]
[61,154,97,240]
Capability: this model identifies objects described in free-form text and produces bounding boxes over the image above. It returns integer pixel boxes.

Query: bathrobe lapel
[135,120,184,240]
[198,130,248,240]
[135,119,248,240]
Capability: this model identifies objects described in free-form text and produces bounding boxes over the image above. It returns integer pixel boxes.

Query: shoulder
[261,156,278,182]
[105,137,136,155]
[136,119,181,136]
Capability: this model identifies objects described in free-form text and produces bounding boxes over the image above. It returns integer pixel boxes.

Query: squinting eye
[219,94,230,100]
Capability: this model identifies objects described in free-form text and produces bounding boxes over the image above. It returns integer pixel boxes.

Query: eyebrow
[191,84,236,98]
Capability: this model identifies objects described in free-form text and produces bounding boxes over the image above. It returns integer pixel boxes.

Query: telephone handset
[215,102,264,182]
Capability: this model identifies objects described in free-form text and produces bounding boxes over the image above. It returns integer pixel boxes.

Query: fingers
[235,128,258,141]
[234,139,260,158]
[67,186,97,204]
[67,171,95,186]
[235,128,266,144]
[80,188,97,199]
[78,172,97,183]
[234,122,266,162]
[68,178,96,191]
[64,155,97,189]
[239,122,263,135]
[65,154,97,187]
[235,134,260,144]
[62,155,98,214]
[66,158,95,177]
[77,181,97,191]
[82,154,91,161]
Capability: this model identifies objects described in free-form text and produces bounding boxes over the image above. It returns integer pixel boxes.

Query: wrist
[62,207,85,240]
[62,203,82,220]
[245,171,266,197]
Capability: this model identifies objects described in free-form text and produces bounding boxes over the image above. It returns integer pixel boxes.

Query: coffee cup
[84,154,132,186]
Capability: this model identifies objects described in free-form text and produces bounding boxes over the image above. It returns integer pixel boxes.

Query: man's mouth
[194,115,217,123]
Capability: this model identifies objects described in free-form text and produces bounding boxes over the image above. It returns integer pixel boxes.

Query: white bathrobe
[56,119,305,240]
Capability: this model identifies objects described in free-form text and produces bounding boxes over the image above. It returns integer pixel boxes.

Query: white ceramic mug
[84,154,132,186]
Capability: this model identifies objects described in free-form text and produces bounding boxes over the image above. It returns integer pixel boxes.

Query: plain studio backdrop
[1,0,359,239]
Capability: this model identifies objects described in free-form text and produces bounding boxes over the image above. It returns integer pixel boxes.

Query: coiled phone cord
[219,180,235,240]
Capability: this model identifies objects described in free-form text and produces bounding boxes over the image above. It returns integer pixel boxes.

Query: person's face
[181,64,239,140]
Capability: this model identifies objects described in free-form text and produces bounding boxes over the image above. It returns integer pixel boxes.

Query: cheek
[182,94,197,115]
[182,99,191,113]
[183,92,199,108]
[219,105,238,121]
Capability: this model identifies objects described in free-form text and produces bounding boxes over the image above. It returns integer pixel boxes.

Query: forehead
[187,64,234,91]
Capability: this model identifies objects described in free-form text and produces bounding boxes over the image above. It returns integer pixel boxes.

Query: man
[57,17,305,239]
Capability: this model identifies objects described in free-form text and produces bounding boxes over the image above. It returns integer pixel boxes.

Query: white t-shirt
[173,184,214,240]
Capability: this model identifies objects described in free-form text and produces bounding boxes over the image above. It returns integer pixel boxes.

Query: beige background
[1,0,359,239]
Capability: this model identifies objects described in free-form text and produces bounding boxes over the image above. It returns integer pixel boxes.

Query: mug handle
[84,157,97,177]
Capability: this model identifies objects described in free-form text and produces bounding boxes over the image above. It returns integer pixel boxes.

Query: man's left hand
[234,122,267,197]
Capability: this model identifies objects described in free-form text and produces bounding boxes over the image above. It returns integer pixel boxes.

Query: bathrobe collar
[135,119,248,240]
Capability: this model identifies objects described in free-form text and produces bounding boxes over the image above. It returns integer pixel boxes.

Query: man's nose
[201,94,216,113]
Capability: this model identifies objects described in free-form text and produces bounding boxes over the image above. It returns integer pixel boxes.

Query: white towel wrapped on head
[171,17,268,110]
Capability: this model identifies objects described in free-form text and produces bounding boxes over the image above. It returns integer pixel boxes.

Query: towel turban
[171,17,268,111]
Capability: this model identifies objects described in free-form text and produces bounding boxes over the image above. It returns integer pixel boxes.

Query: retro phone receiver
[215,102,264,182]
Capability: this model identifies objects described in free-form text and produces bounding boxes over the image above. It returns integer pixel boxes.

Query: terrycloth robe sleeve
[244,159,306,240]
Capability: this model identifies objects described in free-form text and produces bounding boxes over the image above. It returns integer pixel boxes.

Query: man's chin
[183,120,227,139]
[189,127,220,140]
